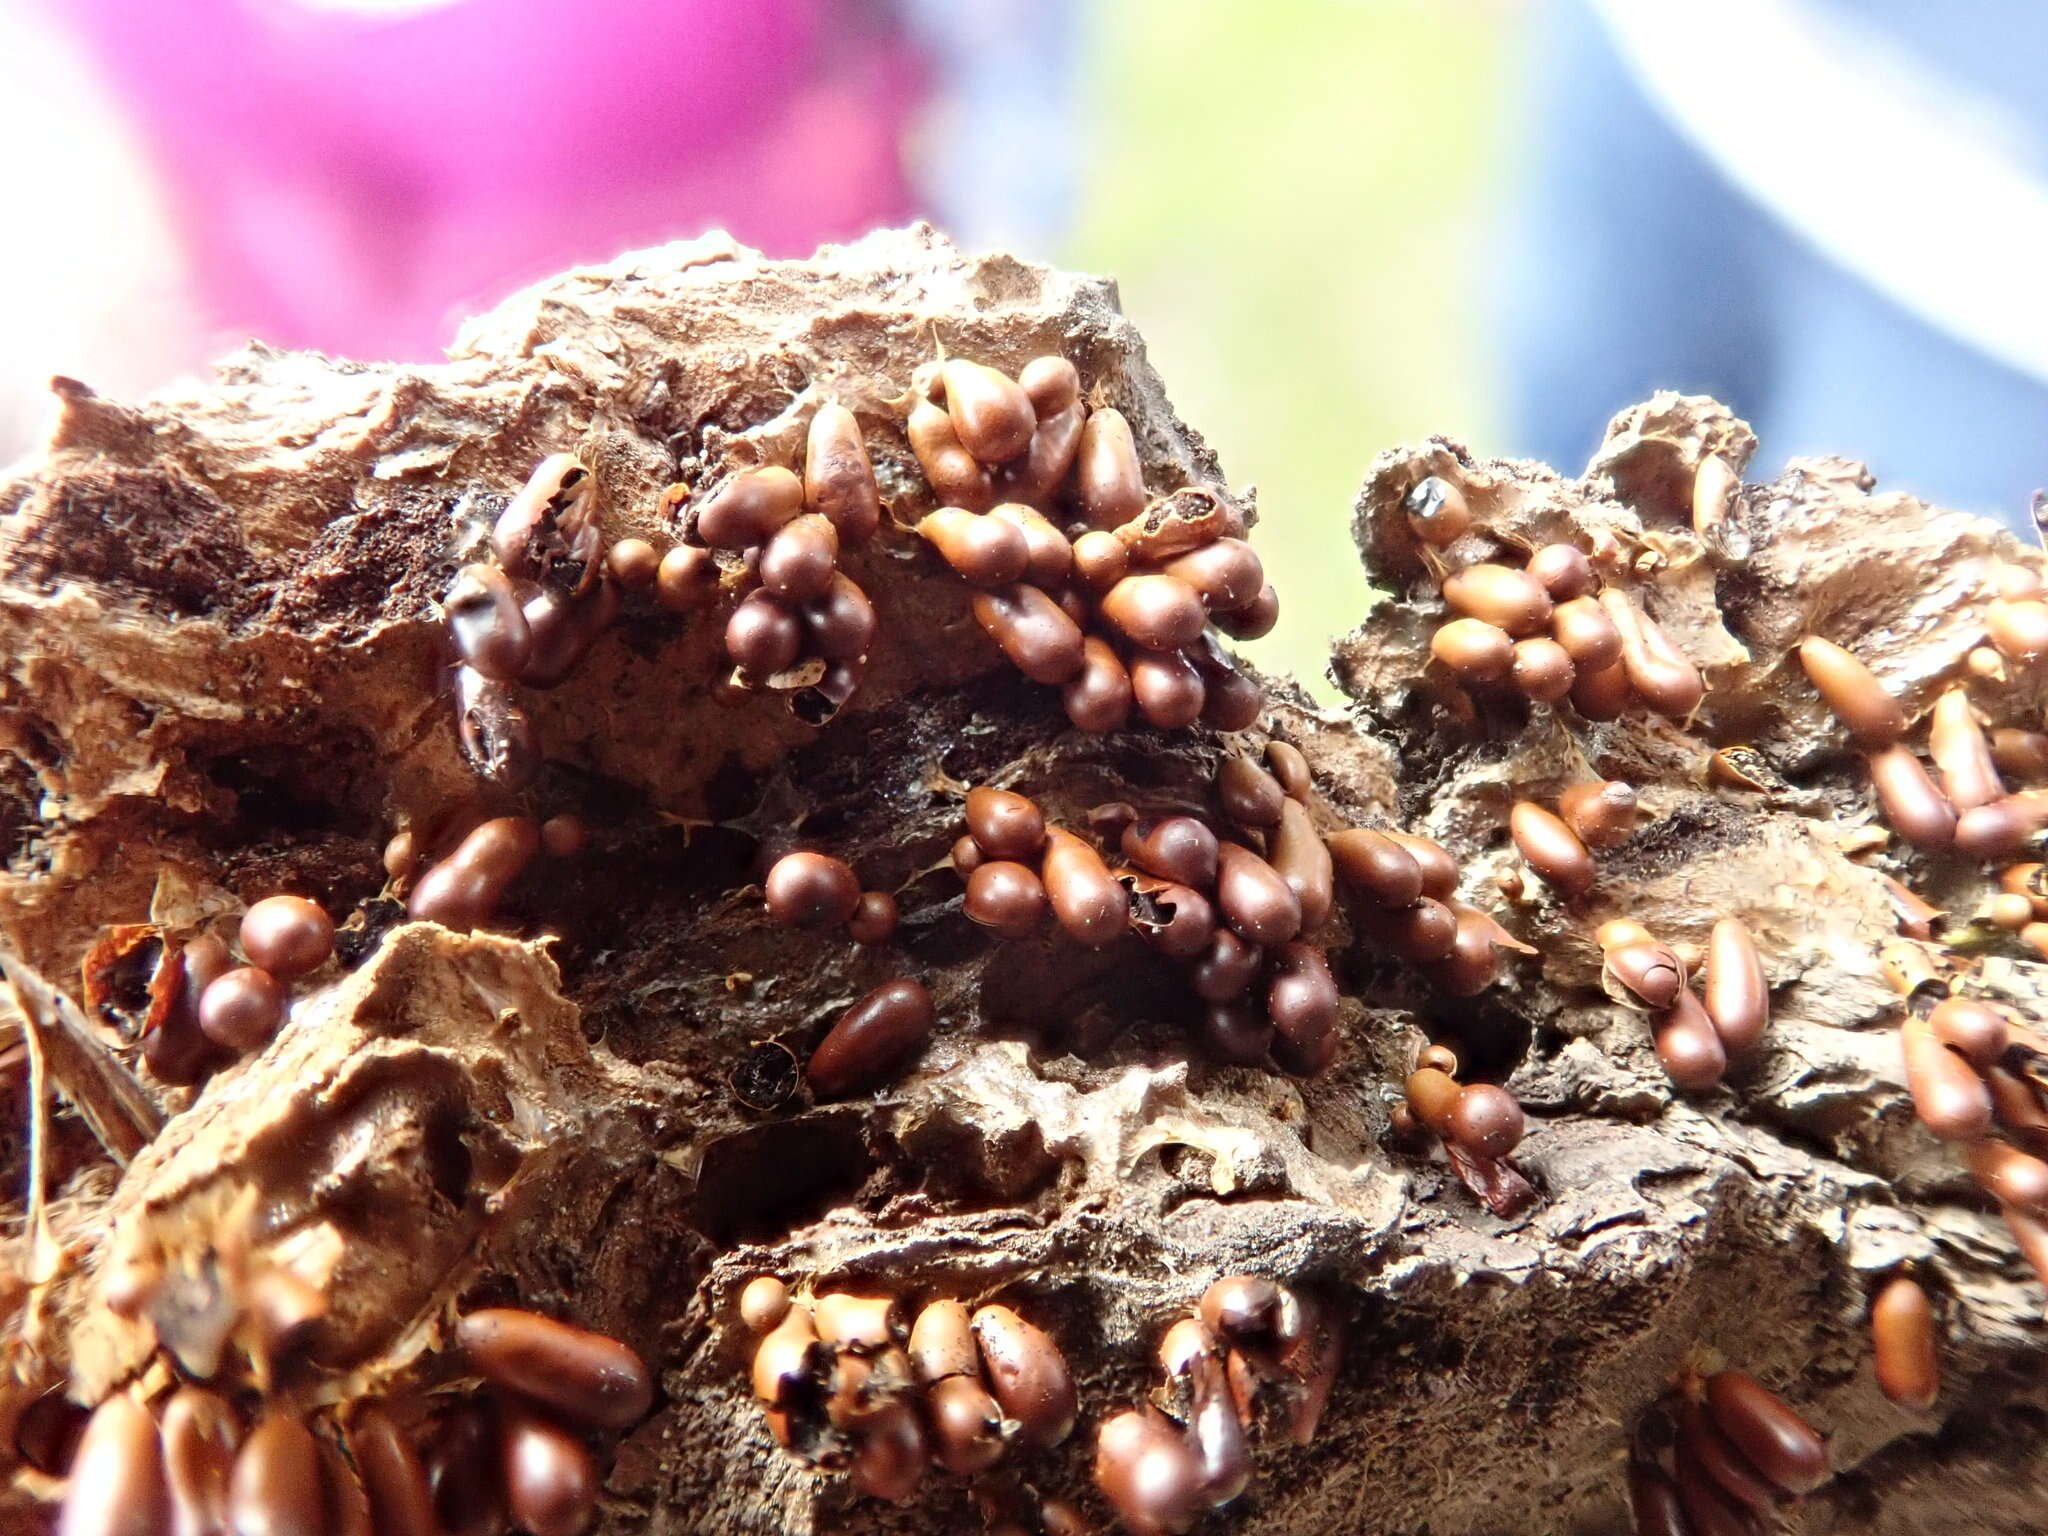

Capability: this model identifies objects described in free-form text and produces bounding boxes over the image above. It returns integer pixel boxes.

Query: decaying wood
[1,225,2045,1533]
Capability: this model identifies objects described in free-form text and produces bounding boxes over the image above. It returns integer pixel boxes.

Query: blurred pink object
[56,0,922,359]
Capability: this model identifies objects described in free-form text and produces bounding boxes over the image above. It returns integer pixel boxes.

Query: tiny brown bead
[1443,563,1553,637]
[1549,594,1623,670]
[1122,816,1220,888]
[1405,1067,1462,1136]
[605,537,661,590]
[345,1403,436,1536]
[1567,654,1632,720]
[239,895,333,979]
[1190,927,1261,1002]
[1654,990,1727,1090]
[1676,1398,1778,1513]
[1266,941,1340,1070]
[1703,1370,1828,1495]
[992,503,1075,589]
[1212,582,1279,641]
[1381,897,1459,963]
[802,571,878,663]
[695,466,803,550]
[1326,828,1424,908]
[455,665,540,788]
[725,589,803,678]
[1419,1042,1459,1075]
[1196,998,1273,1064]
[501,1409,597,1536]
[1385,832,1459,901]
[1526,543,1595,600]
[162,1388,240,1536]
[972,584,1087,684]
[1510,802,1595,897]
[1020,355,1081,416]
[1954,792,2048,861]
[1268,800,1335,932]
[1928,996,2008,1066]
[1968,1139,2048,1215]
[457,1310,653,1429]
[965,861,1049,939]
[804,403,881,545]
[758,513,839,602]
[941,359,1035,463]
[850,1402,928,1504]
[1214,842,1302,946]
[737,1276,791,1334]
[1101,574,1208,652]
[1042,828,1127,947]
[1217,754,1286,827]
[1431,617,1514,683]
[1602,589,1702,718]
[908,399,993,510]
[808,979,936,1097]
[654,544,720,612]
[1987,597,2048,661]
[1867,744,1959,851]
[1799,636,1905,744]
[1062,636,1134,732]
[764,851,862,931]
[1628,1461,1689,1536]
[1510,637,1576,702]
[971,1306,1077,1448]
[145,933,230,1085]
[846,892,899,946]
[951,835,986,877]
[1075,408,1146,529]
[1072,529,1131,593]
[926,1375,1005,1475]
[1991,728,2048,780]
[445,563,533,682]
[1193,649,1264,730]
[198,967,285,1052]
[908,1298,978,1383]
[1130,648,1207,729]
[1702,917,1769,1054]
[540,814,588,859]
[228,1413,324,1536]
[61,1393,168,1536]
[1424,904,1501,997]
[965,786,1047,861]
[1557,780,1638,849]
[1095,1410,1204,1536]
[1163,538,1264,614]
[1265,741,1310,801]
[1871,1275,1939,1411]
[1928,687,2006,811]
[1900,1015,1993,1141]
[1602,937,1685,1009]
[1403,475,1471,545]
[1448,1083,1524,1158]
[920,507,1030,587]
[423,1402,504,1536]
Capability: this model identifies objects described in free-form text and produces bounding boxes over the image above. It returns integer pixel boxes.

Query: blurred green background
[1067,0,1507,693]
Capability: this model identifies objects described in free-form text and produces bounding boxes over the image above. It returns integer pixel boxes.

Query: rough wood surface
[1,226,2045,1534]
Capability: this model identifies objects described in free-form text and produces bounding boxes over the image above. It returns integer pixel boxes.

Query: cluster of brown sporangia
[43,369,2048,1533]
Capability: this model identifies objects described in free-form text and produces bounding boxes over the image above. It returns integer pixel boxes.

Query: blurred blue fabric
[1501,0,2048,524]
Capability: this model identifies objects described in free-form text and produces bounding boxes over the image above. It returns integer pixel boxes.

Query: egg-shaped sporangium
[455,1309,654,1429]
[807,979,937,1098]
[969,1306,1077,1448]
